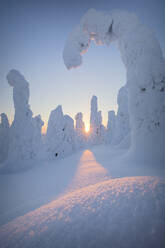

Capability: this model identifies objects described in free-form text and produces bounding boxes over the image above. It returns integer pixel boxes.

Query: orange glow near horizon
[85,123,90,133]
[42,124,47,134]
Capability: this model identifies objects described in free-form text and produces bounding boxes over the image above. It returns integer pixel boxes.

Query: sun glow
[85,124,90,133]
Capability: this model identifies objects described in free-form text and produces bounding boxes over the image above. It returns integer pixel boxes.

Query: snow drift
[0,176,164,248]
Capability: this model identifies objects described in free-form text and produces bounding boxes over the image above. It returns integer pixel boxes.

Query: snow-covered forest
[0,69,131,172]
[0,7,165,248]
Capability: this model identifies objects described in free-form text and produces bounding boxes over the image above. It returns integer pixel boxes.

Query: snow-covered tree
[0,113,9,163]
[6,69,44,169]
[45,105,64,159]
[111,85,130,147]
[63,114,76,155]
[75,112,86,148]
[45,105,76,159]
[90,95,99,144]
[63,9,165,164]
[98,110,106,143]
[89,95,105,145]
[106,110,116,144]
[32,115,44,158]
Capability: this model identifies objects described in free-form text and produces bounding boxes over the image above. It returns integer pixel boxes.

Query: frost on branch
[63,9,165,164]
[45,106,76,159]
[0,113,9,163]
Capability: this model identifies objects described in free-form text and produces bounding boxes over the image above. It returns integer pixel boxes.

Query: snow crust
[63,8,165,164]
[0,145,165,247]
[0,175,164,248]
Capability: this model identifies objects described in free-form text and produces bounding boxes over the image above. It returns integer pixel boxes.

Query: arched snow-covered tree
[0,113,9,163]
[63,9,165,165]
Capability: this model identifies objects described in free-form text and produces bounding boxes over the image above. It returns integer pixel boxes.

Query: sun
[85,124,90,133]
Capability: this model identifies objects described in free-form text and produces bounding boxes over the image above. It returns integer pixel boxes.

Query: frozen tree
[45,105,64,159]
[63,114,76,155]
[106,110,116,144]
[6,70,43,169]
[75,112,86,148]
[45,105,76,159]
[0,113,9,163]
[63,9,165,164]
[90,95,98,143]
[32,115,44,158]
[89,96,105,145]
[98,110,106,143]
[111,85,130,147]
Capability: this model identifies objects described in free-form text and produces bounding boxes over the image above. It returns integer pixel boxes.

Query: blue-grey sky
[0,0,165,131]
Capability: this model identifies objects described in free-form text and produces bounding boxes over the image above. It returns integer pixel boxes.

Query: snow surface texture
[0,147,165,247]
[45,105,76,160]
[111,85,130,147]
[0,175,164,248]
[4,70,44,171]
[63,8,165,165]
[89,95,105,145]
[0,113,9,163]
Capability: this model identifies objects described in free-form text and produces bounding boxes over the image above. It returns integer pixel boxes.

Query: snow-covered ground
[0,145,165,247]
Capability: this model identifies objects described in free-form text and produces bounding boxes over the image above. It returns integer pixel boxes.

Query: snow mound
[0,176,165,248]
